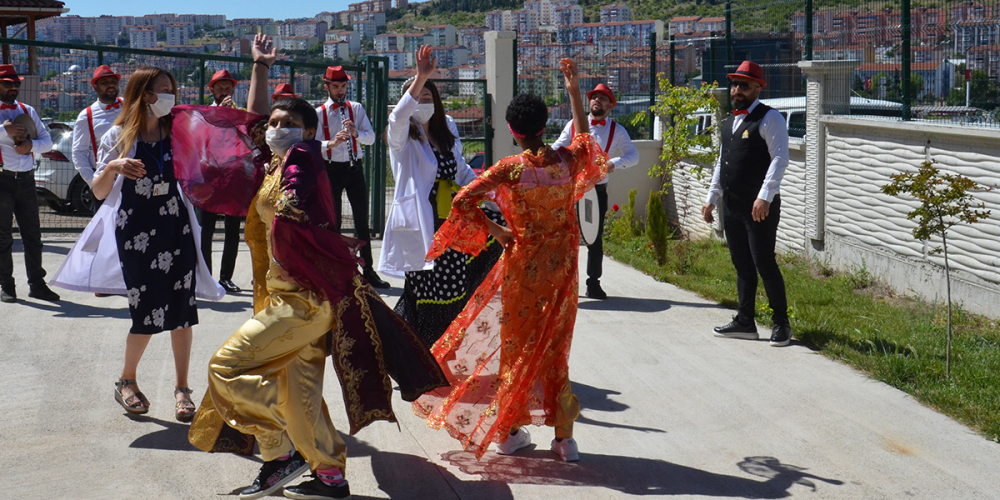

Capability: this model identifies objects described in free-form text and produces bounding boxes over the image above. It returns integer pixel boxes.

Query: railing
[387,77,494,168]
[0,37,397,235]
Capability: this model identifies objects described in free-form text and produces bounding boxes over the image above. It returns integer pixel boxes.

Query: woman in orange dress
[413,57,608,461]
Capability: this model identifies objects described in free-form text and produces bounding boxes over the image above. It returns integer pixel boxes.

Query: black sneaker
[585,280,607,300]
[28,283,60,302]
[713,316,758,340]
[239,451,310,500]
[362,268,390,289]
[0,285,15,303]
[283,476,351,499]
[770,323,792,347]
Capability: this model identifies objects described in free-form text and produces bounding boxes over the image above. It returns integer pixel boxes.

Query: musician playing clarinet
[316,65,390,288]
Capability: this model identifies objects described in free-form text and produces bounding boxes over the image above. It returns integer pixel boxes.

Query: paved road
[2,239,999,499]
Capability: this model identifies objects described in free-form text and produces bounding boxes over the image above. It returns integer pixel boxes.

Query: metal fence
[387,77,494,168]
[514,33,658,143]
[0,38,398,236]
[679,0,1000,132]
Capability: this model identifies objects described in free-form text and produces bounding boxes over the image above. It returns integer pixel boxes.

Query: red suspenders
[86,98,122,161]
[0,102,34,167]
[321,101,357,159]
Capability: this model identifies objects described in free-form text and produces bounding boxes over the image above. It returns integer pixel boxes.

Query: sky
[63,0,365,21]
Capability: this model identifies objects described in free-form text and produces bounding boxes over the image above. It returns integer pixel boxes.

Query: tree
[648,75,719,194]
[43,69,59,81]
[881,161,993,379]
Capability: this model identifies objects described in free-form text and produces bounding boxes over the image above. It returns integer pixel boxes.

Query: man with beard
[552,82,638,300]
[199,69,244,294]
[0,64,58,303]
[316,65,389,289]
[702,60,792,347]
[72,65,122,188]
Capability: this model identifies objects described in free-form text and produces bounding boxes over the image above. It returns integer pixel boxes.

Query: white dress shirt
[705,99,789,206]
[72,99,122,185]
[315,98,375,162]
[551,115,639,185]
[0,101,52,172]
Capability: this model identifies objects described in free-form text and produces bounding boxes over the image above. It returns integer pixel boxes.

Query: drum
[577,187,600,246]
[13,113,37,140]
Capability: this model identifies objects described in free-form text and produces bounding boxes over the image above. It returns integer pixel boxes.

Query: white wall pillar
[485,31,519,161]
[798,59,857,244]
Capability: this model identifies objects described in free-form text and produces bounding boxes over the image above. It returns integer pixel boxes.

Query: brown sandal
[174,387,196,422]
[114,379,149,415]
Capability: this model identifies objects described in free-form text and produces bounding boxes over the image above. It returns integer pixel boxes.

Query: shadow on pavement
[571,382,667,434]
[343,435,515,500]
[127,415,201,453]
[442,451,843,498]
[578,297,727,313]
[197,299,254,314]
[18,298,131,319]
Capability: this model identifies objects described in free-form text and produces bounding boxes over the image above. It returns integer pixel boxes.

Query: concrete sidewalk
[2,239,999,499]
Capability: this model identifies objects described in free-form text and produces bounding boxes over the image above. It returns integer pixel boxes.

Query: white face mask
[266,127,303,157]
[148,92,175,118]
[411,103,435,124]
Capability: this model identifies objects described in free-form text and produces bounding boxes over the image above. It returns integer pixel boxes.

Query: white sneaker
[496,428,532,455]
[550,437,579,461]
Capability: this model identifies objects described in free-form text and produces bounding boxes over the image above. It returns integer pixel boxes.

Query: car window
[54,131,73,151]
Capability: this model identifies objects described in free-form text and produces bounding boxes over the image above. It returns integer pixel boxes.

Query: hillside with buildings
[6,0,999,122]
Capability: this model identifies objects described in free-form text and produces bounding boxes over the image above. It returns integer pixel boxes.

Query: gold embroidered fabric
[413,134,608,458]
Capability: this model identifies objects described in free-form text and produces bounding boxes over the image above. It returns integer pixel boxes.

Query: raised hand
[3,119,25,141]
[415,45,436,79]
[252,33,277,68]
[560,58,579,92]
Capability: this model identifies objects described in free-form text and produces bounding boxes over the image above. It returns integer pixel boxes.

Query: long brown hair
[113,67,177,156]
[401,79,455,151]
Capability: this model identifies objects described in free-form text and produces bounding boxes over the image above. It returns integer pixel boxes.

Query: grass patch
[604,235,1000,443]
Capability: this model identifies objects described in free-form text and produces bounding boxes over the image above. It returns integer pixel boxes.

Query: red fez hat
[271,83,299,101]
[727,60,767,88]
[323,66,351,82]
[0,64,24,82]
[587,83,616,106]
[208,69,238,88]
[90,65,121,86]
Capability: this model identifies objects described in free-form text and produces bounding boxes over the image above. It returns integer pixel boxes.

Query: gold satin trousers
[205,280,347,468]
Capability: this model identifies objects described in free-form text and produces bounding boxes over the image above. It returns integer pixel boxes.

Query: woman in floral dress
[53,66,224,421]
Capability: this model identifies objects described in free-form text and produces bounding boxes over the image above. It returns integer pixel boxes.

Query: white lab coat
[379,92,476,278]
[50,126,224,300]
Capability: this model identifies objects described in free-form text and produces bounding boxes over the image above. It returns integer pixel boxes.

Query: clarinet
[338,97,359,172]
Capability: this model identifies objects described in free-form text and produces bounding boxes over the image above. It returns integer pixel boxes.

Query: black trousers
[723,195,788,325]
[0,170,45,288]
[198,209,242,281]
[585,183,609,284]
[325,160,374,269]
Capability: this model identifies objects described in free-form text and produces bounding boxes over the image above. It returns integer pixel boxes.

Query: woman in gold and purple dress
[187,35,447,500]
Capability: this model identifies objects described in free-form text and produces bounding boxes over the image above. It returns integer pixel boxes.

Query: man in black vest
[701,61,792,347]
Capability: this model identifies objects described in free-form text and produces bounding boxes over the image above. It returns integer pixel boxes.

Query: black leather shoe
[283,476,351,499]
[28,283,60,302]
[585,280,607,300]
[0,286,15,303]
[363,268,390,289]
[219,279,242,294]
[239,451,309,500]
[770,323,792,347]
[713,316,758,340]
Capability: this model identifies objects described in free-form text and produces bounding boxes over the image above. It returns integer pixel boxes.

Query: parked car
[467,151,485,175]
[35,123,98,215]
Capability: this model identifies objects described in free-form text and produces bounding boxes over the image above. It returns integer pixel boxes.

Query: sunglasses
[0,80,20,88]
[730,80,757,91]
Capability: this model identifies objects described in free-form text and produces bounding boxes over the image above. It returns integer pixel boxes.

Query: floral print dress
[115,137,198,334]
[413,134,608,458]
